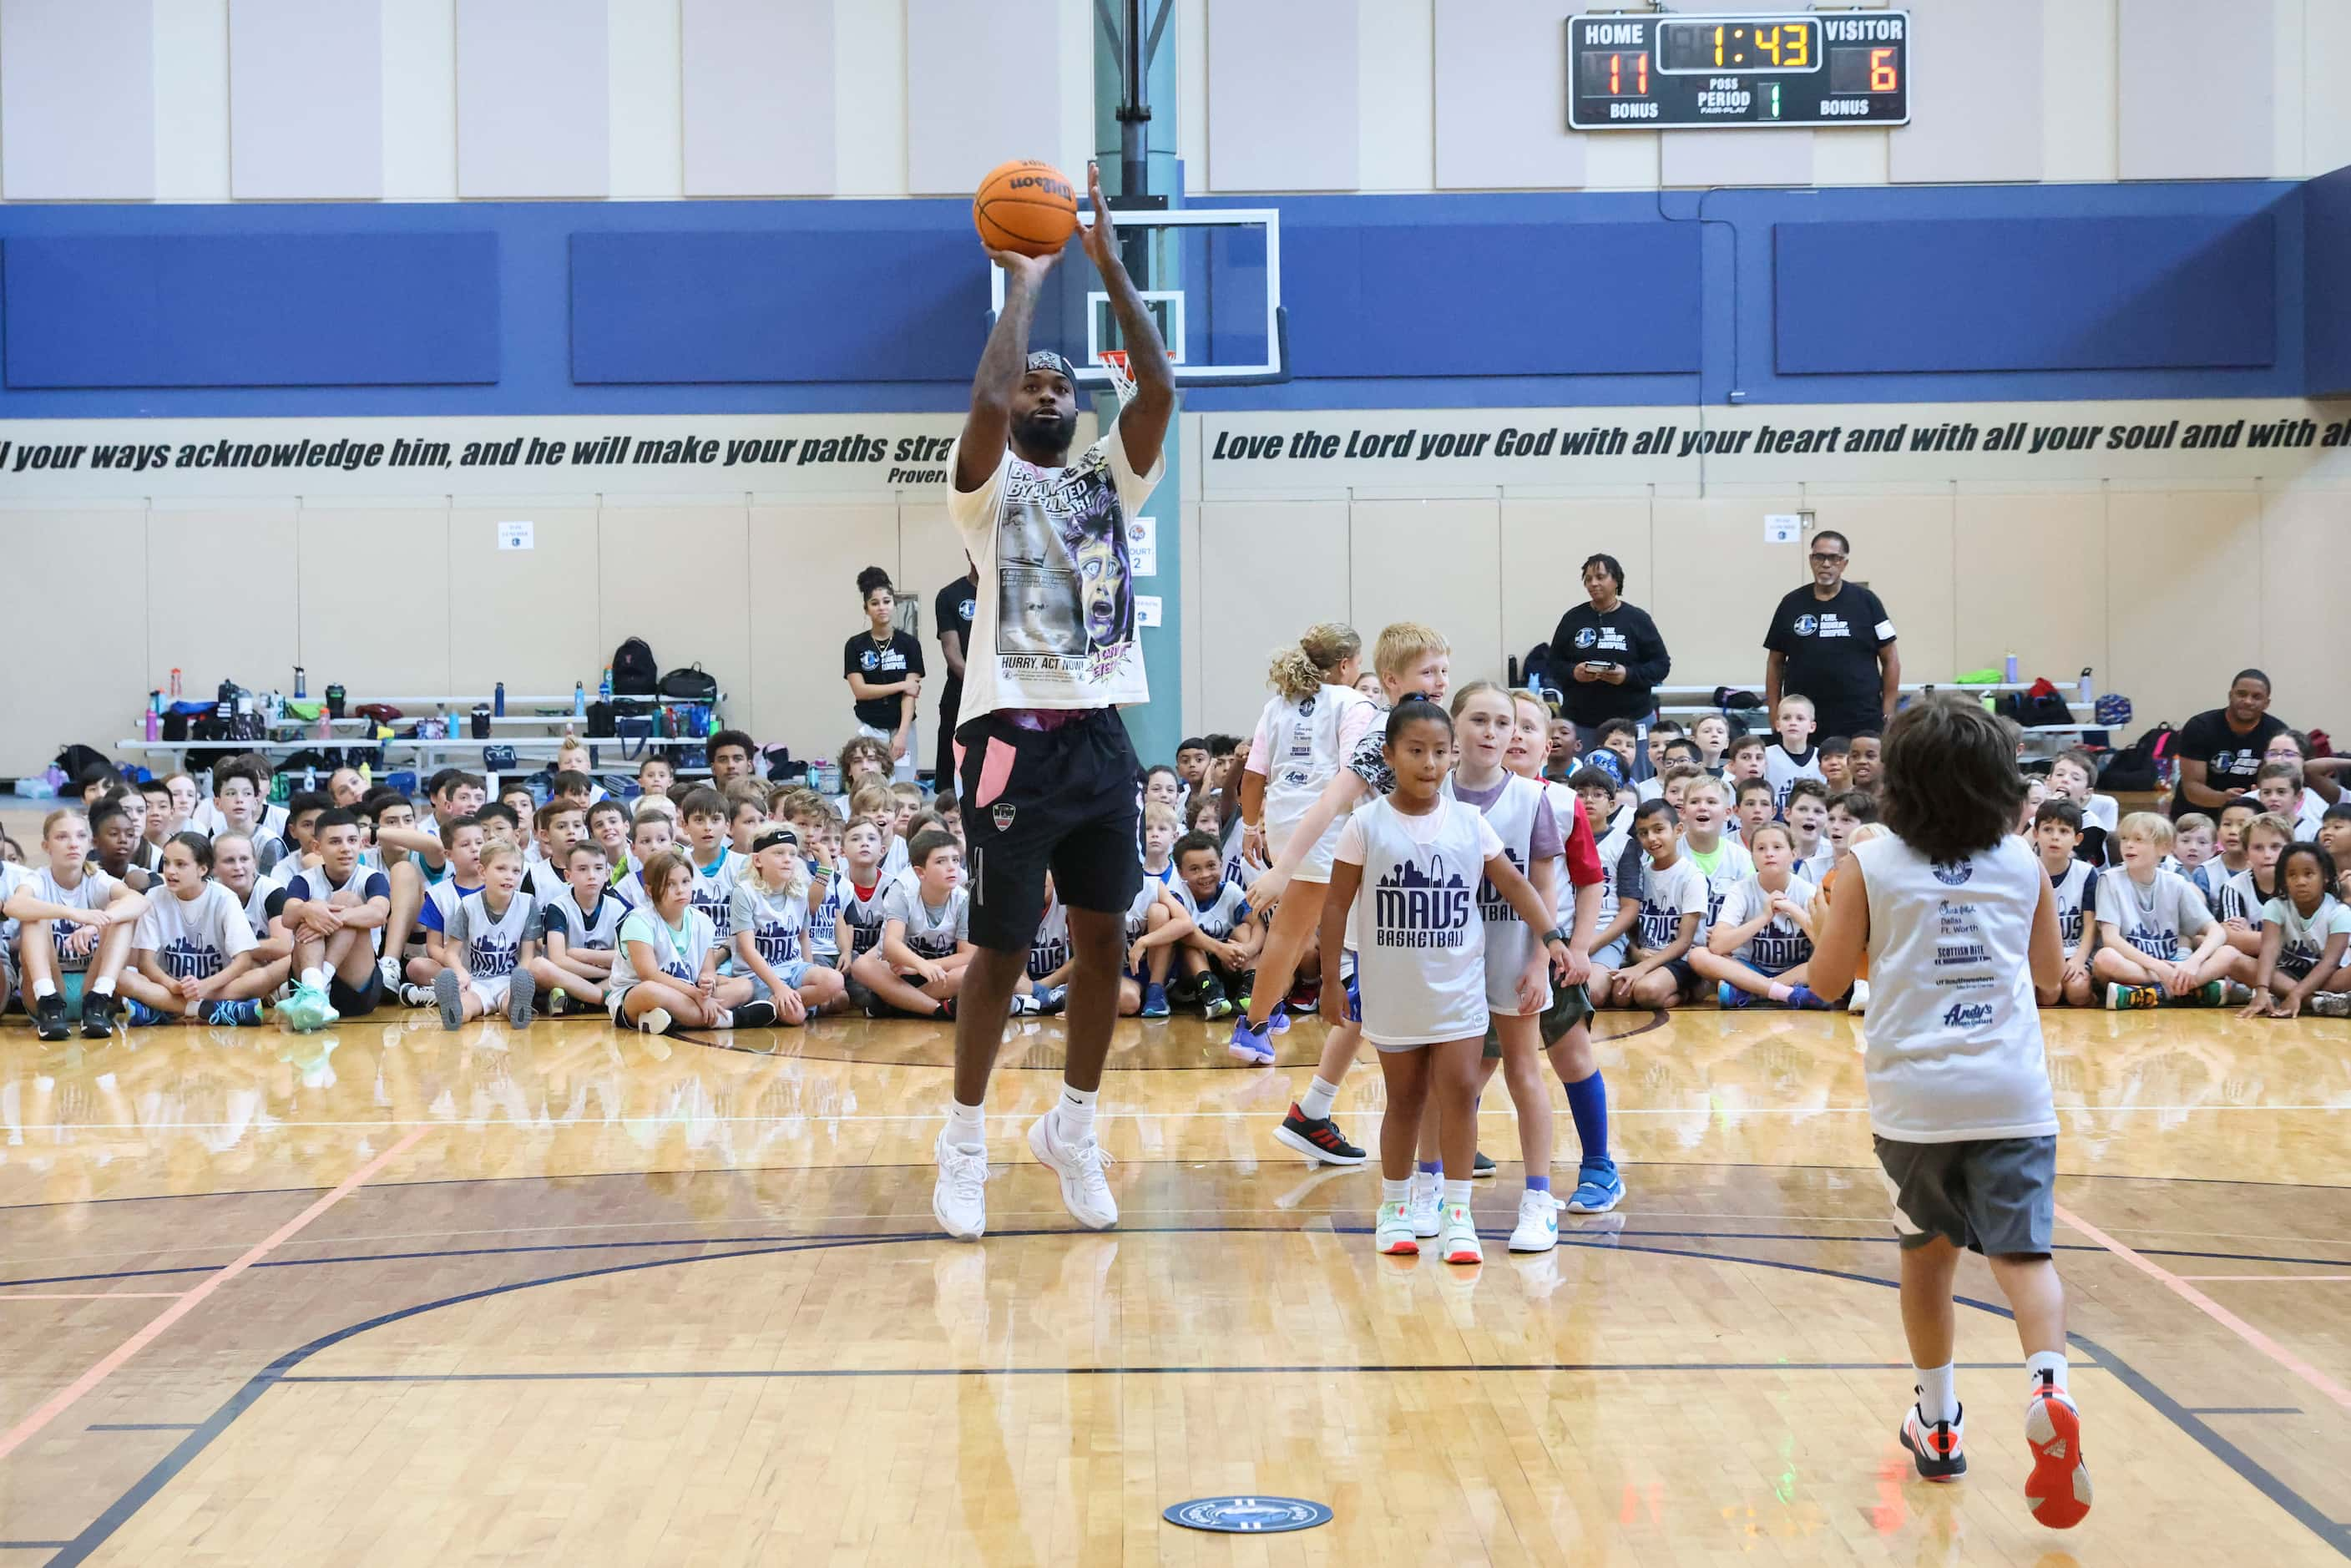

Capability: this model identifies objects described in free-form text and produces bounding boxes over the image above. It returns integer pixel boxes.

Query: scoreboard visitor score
[1567,11,1909,129]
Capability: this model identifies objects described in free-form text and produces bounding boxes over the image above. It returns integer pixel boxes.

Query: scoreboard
[1567,12,1910,130]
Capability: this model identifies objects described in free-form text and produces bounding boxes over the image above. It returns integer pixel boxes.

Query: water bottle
[144,706,159,742]
[293,665,306,701]
[494,681,506,718]
[169,667,182,699]
[2002,651,2019,684]
[2079,667,2093,702]
[599,667,612,705]
[316,710,332,741]
[304,766,317,791]
[574,681,587,719]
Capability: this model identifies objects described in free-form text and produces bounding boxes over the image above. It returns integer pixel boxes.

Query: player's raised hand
[987,245,1062,288]
[1078,160,1116,271]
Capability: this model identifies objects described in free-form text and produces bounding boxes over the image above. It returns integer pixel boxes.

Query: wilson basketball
[973,159,1078,256]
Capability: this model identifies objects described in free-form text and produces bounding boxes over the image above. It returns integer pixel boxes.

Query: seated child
[260,792,332,883]
[1570,766,1634,1000]
[528,841,630,1014]
[206,831,294,972]
[832,819,894,1001]
[276,809,392,1031]
[430,839,542,1029]
[326,767,368,807]
[2047,749,2118,846]
[548,770,595,812]
[200,759,274,850]
[727,826,848,1026]
[2032,801,2098,1007]
[1724,733,1771,792]
[1120,861,1196,1019]
[832,736,894,817]
[1143,765,1184,820]
[1692,821,1828,1009]
[2091,812,2246,1008]
[1138,801,1181,893]
[1677,775,1755,938]
[161,772,201,839]
[677,788,741,942]
[586,799,633,885]
[1731,777,1777,847]
[2323,804,2351,901]
[1817,736,1853,793]
[1603,799,1704,1010]
[4,807,151,1039]
[2219,812,2293,946]
[1847,734,1884,797]
[614,809,675,907]
[1691,715,1731,775]
[137,779,175,861]
[608,848,747,1034]
[1172,829,1259,1019]
[529,802,588,903]
[118,832,274,1026]
[2253,761,2322,841]
[402,817,488,999]
[1028,873,1074,998]
[1785,778,1834,881]
[726,793,768,858]
[847,784,905,883]
[851,829,999,1019]
[2235,842,2351,1019]
[88,795,160,893]
[636,755,675,799]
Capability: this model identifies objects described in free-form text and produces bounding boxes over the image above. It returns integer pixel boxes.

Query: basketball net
[1099,349,1139,409]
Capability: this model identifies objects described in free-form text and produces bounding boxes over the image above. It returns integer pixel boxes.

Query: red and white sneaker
[1898,1401,1966,1480]
[2023,1375,2092,1528]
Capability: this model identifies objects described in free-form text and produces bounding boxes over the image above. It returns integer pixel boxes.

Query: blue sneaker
[1786,984,1832,1010]
[1140,983,1170,1019]
[1227,1015,1276,1065]
[1267,1004,1291,1034]
[1717,982,1752,1009]
[1034,984,1068,1015]
[124,998,167,1027]
[1567,1159,1625,1215]
[1344,969,1361,1022]
[203,998,265,1027]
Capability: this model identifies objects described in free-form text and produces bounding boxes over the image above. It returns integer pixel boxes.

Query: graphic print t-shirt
[944,418,1165,718]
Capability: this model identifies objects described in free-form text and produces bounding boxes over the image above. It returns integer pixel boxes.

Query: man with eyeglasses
[1762,529,1900,740]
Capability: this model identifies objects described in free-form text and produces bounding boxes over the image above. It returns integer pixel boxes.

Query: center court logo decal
[1163,1496,1333,1534]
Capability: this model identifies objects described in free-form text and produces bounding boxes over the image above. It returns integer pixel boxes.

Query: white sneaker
[377,954,402,991]
[1408,1172,1443,1238]
[1508,1189,1563,1252]
[1373,1198,1419,1255]
[1439,1202,1484,1265]
[1848,979,1871,1014]
[1028,1111,1119,1231]
[933,1134,989,1241]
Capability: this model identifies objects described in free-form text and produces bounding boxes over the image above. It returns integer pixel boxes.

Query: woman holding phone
[1547,554,1671,761]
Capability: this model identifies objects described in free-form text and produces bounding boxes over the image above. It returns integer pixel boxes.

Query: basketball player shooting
[932,160,1174,1241]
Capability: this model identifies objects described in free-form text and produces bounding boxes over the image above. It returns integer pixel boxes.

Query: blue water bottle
[2003,651,2019,684]
[493,681,506,717]
[574,681,587,719]
[293,665,306,701]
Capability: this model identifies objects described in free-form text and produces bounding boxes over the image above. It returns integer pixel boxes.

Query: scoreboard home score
[1567,11,1910,130]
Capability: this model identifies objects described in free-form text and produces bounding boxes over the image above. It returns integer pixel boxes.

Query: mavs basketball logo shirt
[1335,797,1506,1048]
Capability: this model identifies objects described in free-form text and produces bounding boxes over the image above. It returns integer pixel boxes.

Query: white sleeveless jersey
[1029,896,1072,979]
[1453,774,1550,1015]
[282,863,391,954]
[1256,683,1373,866]
[1186,878,1252,941]
[1852,833,2055,1142]
[133,883,256,982]
[611,905,719,988]
[1713,875,1815,974]
[446,891,540,979]
[527,861,569,906]
[882,880,968,959]
[837,876,893,959]
[1339,797,1502,1048]
[235,880,278,942]
[2046,858,2096,947]
[542,889,629,953]
[1122,878,1165,940]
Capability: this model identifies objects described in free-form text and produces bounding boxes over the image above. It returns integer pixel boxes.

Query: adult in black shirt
[933,561,978,796]
[1762,530,1899,738]
[1547,553,1671,748]
[842,565,923,779]
[2171,668,2288,818]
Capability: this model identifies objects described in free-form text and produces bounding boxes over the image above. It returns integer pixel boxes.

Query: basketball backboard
[987,207,1287,387]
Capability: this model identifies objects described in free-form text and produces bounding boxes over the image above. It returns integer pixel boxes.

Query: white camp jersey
[2217,867,2271,928]
[1253,683,1376,876]
[230,880,277,942]
[281,863,392,955]
[1588,822,1633,931]
[807,872,843,961]
[541,889,629,953]
[444,891,540,979]
[1635,856,1707,953]
[1682,838,1756,941]
[1714,875,1815,974]
[24,867,129,973]
[2094,867,2214,961]
[422,878,480,939]
[0,860,35,945]
[192,799,289,843]
[611,905,719,988]
[1764,745,1824,811]
[1796,844,1837,884]
[837,875,894,960]
[2261,893,2351,972]
[133,883,255,982]
[1185,878,1252,942]
[731,881,811,969]
[527,861,569,906]
[882,879,968,959]
[687,848,740,939]
[1121,878,1170,941]
[1453,774,1551,1015]
[1029,896,1072,979]
[1546,782,1604,928]
[944,417,1165,719]
[2046,857,2096,948]
[2293,788,2328,838]
[1336,797,1504,1048]
[1851,833,2055,1142]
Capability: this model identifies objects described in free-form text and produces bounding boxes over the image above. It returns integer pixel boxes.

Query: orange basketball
[973,159,1079,257]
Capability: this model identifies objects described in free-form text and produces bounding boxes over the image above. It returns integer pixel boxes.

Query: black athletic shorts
[329,969,381,1019]
[957,707,1143,953]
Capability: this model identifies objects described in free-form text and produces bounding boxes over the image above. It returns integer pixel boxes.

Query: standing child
[1606,801,1706,1010]
[1321,699,1570,1265]
[5,808,151,1039]
[608,849,735,1034]
[729,826,848,1025]
[431,841,542,1029]
[1805,696,2091,1530]
[2031,802,2098,1007]
[1694,822,1828,1008]
[1764,695,1824,811]
[2235,843,2351,1019]
[2091,813,2245,1008]
[119,833,271,1026]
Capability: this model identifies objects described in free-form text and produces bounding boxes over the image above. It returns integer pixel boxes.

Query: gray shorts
[1873,1135,2056,1257]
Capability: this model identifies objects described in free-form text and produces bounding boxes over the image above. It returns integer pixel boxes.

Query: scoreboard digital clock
[1567,11,1910,130]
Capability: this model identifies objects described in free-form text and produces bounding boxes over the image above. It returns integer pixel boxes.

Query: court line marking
[2056,1202,2351,1414]
[2178,1275,2351,1282]
[2186,1407,2303,1416]
[40,1226,2348,1567]
[85,1424,199,1432]
[277,1359,2053,1383]
[0,1125,428,1469]
[0,1293,183,1302]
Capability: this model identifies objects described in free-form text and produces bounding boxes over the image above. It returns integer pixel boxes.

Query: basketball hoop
[1098,349,1138,408]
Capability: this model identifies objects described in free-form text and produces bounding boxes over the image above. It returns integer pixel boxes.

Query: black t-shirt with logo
[1546,601,1671,726]
[843,630,925,731]
[1763,583,1896,735]
[934,578,978,695]
[2171,707,2287,816]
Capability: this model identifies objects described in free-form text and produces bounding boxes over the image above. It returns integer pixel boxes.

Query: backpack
[2098,722,2175,792]
[660,664,720,702]
[54,743,113,783]
[611,637,659,696]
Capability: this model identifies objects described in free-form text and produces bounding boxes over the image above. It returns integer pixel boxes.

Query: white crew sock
[33,978,57,999]
[1443,1178,1473,1208]
[89,976,116,997]
[1915,1362,1959,1424]
[1300,1075,1341,1121]
[2025,1351,2070,1395]
[1381,1177,1411,1203]
[301,967,328,991]
[944,1098,984,1149]
[1054,1082,1099,1141]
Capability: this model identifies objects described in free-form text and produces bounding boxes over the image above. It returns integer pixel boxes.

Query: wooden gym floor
[0,1001,2346,1565]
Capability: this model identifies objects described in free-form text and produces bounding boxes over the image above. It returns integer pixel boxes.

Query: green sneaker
[281,979,341,1034]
